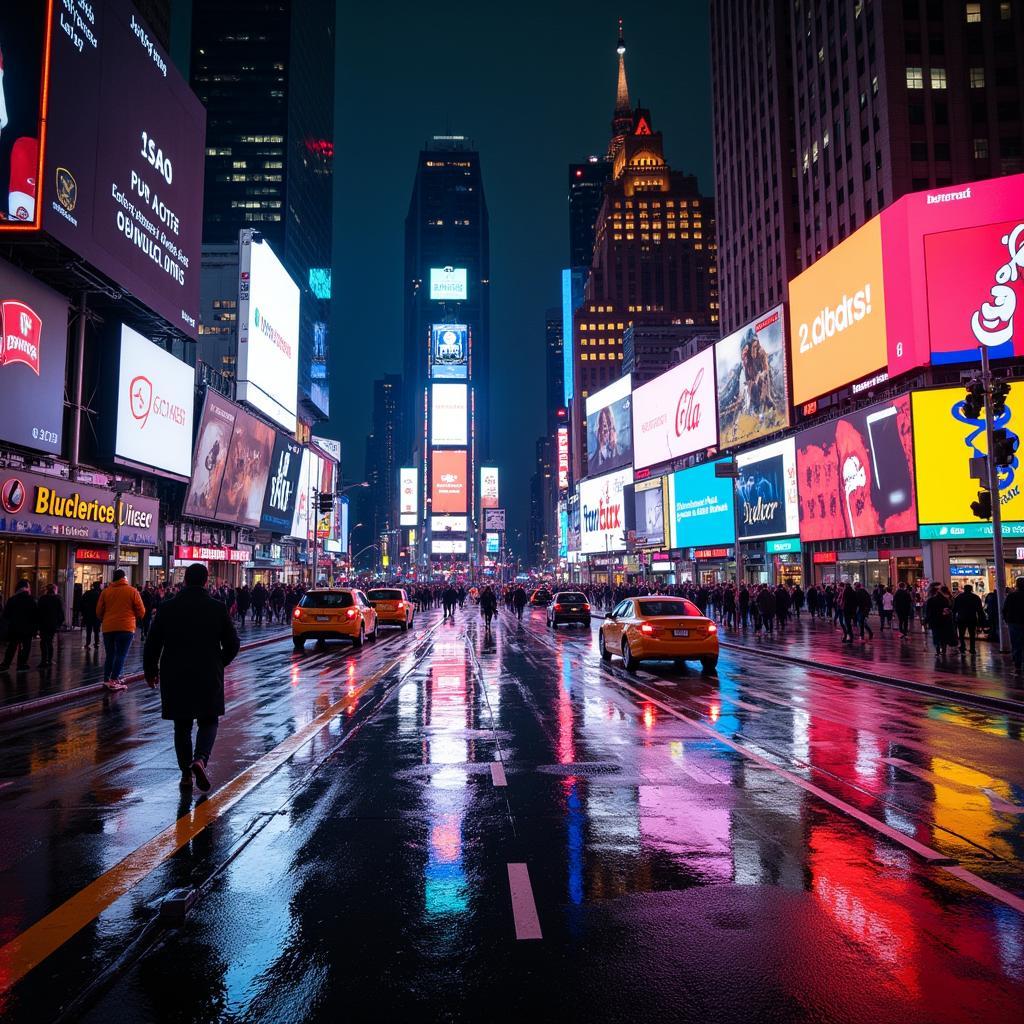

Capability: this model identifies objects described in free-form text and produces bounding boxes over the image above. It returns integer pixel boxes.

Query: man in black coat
[952,584,984,655]
[1,580,38,671]
[144,563,240,793]
[36,584,65,668]
[80,581,102,648]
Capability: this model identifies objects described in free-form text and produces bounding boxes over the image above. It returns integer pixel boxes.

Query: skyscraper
[569,158,613,268]
[545,309,564,433]
[364,375,403,549]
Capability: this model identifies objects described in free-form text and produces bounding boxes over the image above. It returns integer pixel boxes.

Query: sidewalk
[0,618,291,717]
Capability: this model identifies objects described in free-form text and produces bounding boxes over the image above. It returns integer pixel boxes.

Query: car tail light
[553,604,563,612]
[582,603,590,611]
[293,607,302,619]
[707,623,718,633]
[640,623,655,635]
[345,608,358,619]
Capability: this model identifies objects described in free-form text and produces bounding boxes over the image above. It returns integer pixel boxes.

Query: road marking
[490,762,508,787]
[982,788,1024,814]
[507,863,542,940]
[941,865,1024,915]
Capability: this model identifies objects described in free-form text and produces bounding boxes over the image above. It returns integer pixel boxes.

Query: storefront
[946,544,1024,596]
[74,547,143,588]
[809,542,923,588]
[173,545,252,586]
[689,546,734,585]
[766,538,803,587]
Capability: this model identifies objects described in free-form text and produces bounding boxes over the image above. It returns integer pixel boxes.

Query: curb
[0,631,292,724]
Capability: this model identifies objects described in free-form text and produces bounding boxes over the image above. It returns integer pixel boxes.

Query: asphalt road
[0,605,1021,1022]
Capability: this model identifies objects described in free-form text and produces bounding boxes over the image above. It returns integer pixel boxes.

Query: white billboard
[480,466,499,509]
[237,231,300,431]
[289,448,318,539]
[431,382,468,446]
[632,347,717,471]
[311,435,341,463]
[736,436,800,540]
[580,467,633,554]
[399,467,418,527]
[483,507,506,532]
[115,324,195,479]
[429,266,468,301]
[431,515,467,533]
[432,538,468,555]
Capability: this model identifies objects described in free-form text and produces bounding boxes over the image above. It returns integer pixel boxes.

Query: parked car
[529,588,553,607]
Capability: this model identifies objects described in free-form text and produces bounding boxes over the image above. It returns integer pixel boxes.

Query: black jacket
[1003,589,1024,626]
[892,589,913,615]
[144,587,240,720]
[80,589,100,623]
[37,594,65,633]
[2,591,38,637]
[952,591,984,625]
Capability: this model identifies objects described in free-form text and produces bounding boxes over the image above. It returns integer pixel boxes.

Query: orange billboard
[788,214,888,405]
[431,450,467,513]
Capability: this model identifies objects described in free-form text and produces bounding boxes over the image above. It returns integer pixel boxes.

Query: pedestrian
[36,583,64,668]
[1003,577,1024,674]
[251,582,267,625]
[952,583,984,656]
[792,584,804,619]
[81,581,102,648]
[840,583,858,643]
[893,582,913,638]
[880,586,894,630]
[480,585,497,631]
[144,563,241,793]
[774,584,790,633]
[756,585,776,636]
[0,580,38,671]
[96,569,146,691]
[924,583,954,659]
[855,582,874,640]
[512,585,527,620]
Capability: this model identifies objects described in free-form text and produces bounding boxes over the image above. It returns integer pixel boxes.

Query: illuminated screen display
[579,467,633,554]
[399,467,418,526]
[633,477,667,548]
[735,437,799,540]
[431,323,468,379]
[431,382,468,447]
[432,538,467,555]
[431,515,467,533]
[480,466,499,509]
[585,375,633,476]
[429,267,467,301]
[431,449,467,513]
[485,532,500,554]
[668,460,736,549]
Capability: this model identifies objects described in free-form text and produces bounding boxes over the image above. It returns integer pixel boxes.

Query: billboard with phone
[796,394,916,541]
[736,437,799,540]
[585,375,633,476]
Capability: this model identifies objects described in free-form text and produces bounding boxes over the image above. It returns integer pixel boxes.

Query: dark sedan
[547,591,592,628]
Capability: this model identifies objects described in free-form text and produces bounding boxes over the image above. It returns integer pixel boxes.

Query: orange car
[292,588,378,649]
[366,587,414,630]
[598,595,718,672]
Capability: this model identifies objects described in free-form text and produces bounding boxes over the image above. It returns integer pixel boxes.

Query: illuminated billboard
[633,476,668,548]
[480,466,499,509]
[580,467,632,554]
[486,532,500,554]
[796,394,916,542]
[431,324,468,379]
[260,433,304,534]
[736,437,799,540]
[431,382,468,447]
[399,467,418,527]
[668,460,735,549]
[431,515,467,533]
[237,231,300,431]
[557,425,569,490]
[432,538,467,555]
[716,305,789,447]
[431,450,467,513]
[585,374,633,476]
[430,267,467,301]
[632,348,717,472]
[912,384,1024,539]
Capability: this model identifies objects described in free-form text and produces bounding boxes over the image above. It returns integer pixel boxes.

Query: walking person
[1003,577,1024,675]
[480,586,497,632]
[0,580,38,672]
[81,581,102,648]
[36,584,64,668]
[144,563,240,793]
[96,569,146,691]
[924,583,954,659]
[952,583,984,657]
[880,586,894,631]
[855,582,874,640]
[893,582,913,638]
[512,585,527,621]
[840,583,858,644]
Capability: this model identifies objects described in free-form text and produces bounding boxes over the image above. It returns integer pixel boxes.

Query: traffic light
[991,379,1011,418]
[971,489,993,520]
[991,428,1019,467]
[962,379,985,420]
[316,491,334,514]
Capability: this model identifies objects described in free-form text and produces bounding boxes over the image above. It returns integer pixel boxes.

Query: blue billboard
[431,324,468,379]
[668,460,736,549]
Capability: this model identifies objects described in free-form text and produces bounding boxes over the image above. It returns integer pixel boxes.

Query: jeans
[39,630,56,665]
[957,623,977,652]
[841,613,855,642]
[173,716,220,771]
[897,612,910,635]
[1,634,32,668]
[84,619,100,646]
[857,609,873,638]
[1008,624,1024,670]
[102,630,134,681]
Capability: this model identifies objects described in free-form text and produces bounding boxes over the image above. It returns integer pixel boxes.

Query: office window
[973,138,989,158]
[906,67,924,88]
[931,68,947,89]
[970,67,985,87]
[1000,2,1012,17]
[965,3,981,21]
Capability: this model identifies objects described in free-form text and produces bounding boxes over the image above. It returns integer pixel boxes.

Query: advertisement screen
[632,348,717,471]
[213,405,276,528]
[431,382,467,447]
[30,0,206,336]
[480,466,499,509]
[430,267,467,301]
[912,384,1024,537]
[237,232,299,431]
[399,466,418,526]
[567,492,580,553]
[668,460,736,549]
[289,448,314,539]
[788,215,888,405]
[585,375,633,476]
[557,425,569,490]
[183,390,236,522]
[431,324,468,379]
[633,477,667,548]
[0,258,69,455]
[580,467,632,554]
[736,437,799,540]
[716,304,789,446]
[114,324,195,478]
[432,539,467,555]
[432,515,467,533]
[316,458,335,539]
[796,394,917,542]
[431,449,467,513]
[259,434,303,533]
[485,532,500,555]
[483,507,506,532]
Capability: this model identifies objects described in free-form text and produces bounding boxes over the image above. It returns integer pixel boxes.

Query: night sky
[328,3,715,552]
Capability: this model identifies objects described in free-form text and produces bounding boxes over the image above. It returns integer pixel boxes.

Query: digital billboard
[215,405,276,528]
[183,389,236,522]
[237,231,300,431]
[580,467,632,554]
[431,449,467,513]
[736,437,799,540]
[716,304,789,447]
[585,374,633,476]
[912,384,1024,539]
[557,425,569,490]
[632,348,717,471]
[432,515,467,533]
[399,467,418,526]
[796,394,916,542]
[668,460,736,549]
[431,382,468,447]
[788,215,888,405]
[432,538,468,555]
[480,466,499,509]
[289,447,314,539]
[633,477,668,548]
[259,434,303,534]
[114,324,195,479]
[485,532,500,555]
[430,267,467,301]
[483,507,506,532]
[0,257,69,455]
[431,324,468,379]
[6,2,206,336]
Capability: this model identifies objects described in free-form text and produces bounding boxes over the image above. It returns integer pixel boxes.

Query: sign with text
[431,323,468,378]
[735,436,799,540]
[429,267,467,301]
[580,467,632,554]
[399,466,418,526]
[480,466,499,509]
[431,449,467,513]
[483,507,506,532]
[668,460,736,549]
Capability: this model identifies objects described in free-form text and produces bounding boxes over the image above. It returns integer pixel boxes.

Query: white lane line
[507,863,542,940]
[983,788,1024,815]
[490,761,508,787]
[941,865,1024,915]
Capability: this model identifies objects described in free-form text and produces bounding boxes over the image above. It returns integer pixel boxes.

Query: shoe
[191,758,211,793]
[179,770,193,790]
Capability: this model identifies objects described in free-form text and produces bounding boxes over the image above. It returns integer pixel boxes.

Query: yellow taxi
[598,595,719,672]
[292,588,378,650]
[366,587,414,630]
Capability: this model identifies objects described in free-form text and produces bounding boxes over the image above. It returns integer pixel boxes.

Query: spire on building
[609,19,632,157]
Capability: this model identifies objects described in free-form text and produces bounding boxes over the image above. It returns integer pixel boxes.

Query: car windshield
[636,600,702,617]
[536,590,551,598]
[367,589,403,601]
[557,593,587,603]
[299,591,354,609]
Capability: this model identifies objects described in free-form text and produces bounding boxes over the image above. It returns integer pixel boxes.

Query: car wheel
[674,658,688,671]
[401,618,408,631]
[292,636,305,651]
[599,630,611,662]
[622,638,638,672]
[701,655,718,672]
[353,625,364,649]
[584,617,591,629]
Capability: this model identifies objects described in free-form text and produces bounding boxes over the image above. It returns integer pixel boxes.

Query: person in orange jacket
[96,569,146,691]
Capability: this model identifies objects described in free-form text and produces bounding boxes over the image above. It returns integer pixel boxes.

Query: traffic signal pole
[980,346,1009,652]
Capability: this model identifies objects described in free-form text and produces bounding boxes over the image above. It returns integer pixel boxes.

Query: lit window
[1000,2,1012,18]
[931,68,947,89]
[970,67,985,88]
[974,138,989,158]
[966,3,982,22]
[812,141,819,162]
[906,67,924,89]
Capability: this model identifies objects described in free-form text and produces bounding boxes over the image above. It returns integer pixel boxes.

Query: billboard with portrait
[114,324,195,479]
[632,348,717,471]
[431,382,467,447]
[214,405,276,528]
[633,476,668,548]
[716,304,789,447]
[585,374,633,477]
[480,466,499,509]
[0,257,69,455]
[237,231,300,431]
[580,467,632,554]
[431,449,467,513]
[796,394,917,542]
[259,433,303,534]
[668,460,736,549]
[430,267,467,301]
[736,437,799,540]
[399,467,418,526]
[431,323,468,379]
[912,384,1024,539]
[183,389,237,522]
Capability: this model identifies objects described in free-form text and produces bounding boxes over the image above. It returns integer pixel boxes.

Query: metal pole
[70,292,87,473]
[113,487,123,570]
[981,346,1009,652]
[733,475,744,586]
[311,490,319,587]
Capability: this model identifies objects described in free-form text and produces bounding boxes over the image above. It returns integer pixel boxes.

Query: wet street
[0,605,1022,1023]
